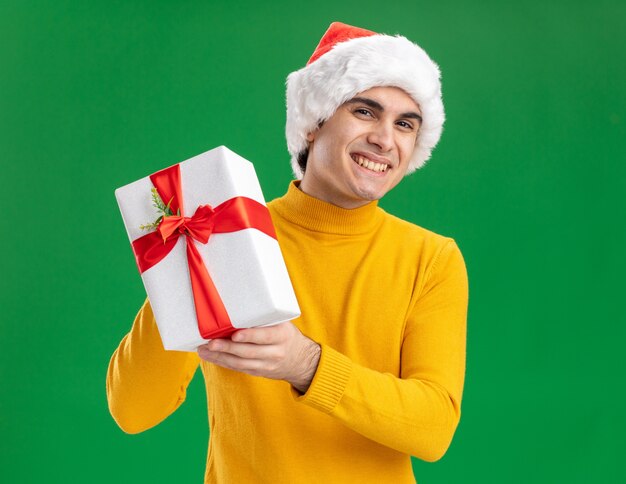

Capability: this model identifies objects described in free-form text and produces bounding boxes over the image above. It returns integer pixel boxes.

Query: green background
[1,0,624,482]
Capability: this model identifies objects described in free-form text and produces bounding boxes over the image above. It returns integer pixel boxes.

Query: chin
[352,185,385,202]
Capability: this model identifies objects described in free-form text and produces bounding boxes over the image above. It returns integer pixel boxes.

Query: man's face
[300,86,422,209]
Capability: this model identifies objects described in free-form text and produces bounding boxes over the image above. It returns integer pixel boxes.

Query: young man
[107,22,468,483]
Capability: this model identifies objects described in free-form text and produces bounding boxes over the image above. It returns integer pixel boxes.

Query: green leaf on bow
[141,188,176,231]
[164,196,174,216]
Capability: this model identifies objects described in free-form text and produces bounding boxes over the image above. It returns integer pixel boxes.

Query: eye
[396,120,415,130]
[354,108,373,117]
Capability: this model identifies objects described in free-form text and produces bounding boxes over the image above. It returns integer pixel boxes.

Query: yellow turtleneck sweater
[107,181,468,483]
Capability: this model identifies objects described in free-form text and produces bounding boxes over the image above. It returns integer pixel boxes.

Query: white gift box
[115,145,300,351]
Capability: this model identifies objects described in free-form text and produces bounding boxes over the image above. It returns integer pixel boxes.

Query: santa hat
[286,22,445,179]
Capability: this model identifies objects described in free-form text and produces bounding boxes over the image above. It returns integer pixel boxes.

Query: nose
[366,121,394,153]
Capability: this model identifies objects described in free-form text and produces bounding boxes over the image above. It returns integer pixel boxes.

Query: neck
[299,177,374,210]
[269,181,382,236]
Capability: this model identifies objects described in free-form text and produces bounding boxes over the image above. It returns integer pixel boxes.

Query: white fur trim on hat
[286,33,445,179]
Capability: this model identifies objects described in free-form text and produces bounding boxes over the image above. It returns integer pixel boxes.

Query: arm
[295,240,468,461]
[197,240,467,460]
[106,299,200,434]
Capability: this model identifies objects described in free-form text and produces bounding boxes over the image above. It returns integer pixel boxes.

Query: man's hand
[197,322,321,394]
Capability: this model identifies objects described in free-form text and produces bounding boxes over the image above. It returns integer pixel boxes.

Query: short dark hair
[297,119,326,175]
[297,148,309,175]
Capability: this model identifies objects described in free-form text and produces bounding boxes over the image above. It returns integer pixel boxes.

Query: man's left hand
[197,322,321,394]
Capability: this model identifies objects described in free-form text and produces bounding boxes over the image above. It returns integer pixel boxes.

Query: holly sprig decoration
[139,187,181,231]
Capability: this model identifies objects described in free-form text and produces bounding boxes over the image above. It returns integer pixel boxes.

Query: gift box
[115,145,301,351]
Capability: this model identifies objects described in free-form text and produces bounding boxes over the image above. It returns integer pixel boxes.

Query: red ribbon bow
[157,204,215,244]
[131,164,277,340]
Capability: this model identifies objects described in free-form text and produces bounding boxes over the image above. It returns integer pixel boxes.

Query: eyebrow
[345,96,423,123]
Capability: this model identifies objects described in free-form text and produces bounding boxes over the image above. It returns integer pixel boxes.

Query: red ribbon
[131,164,277,339]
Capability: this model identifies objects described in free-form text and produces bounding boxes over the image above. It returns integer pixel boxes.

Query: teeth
[353,155,388,173]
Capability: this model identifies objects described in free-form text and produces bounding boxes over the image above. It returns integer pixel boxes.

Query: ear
[306,120,325,143]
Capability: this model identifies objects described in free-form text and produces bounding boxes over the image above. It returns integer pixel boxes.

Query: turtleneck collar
[270,181,383,236]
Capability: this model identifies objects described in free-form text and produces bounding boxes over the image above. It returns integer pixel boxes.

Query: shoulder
[266,194,288,219]
[377,208,466,275]
[267,197,280,214]
[378,208,454,250]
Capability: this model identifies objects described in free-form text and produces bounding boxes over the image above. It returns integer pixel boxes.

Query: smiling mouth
[351,154,389,173]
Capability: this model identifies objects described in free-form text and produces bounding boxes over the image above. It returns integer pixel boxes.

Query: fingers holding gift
[197,349,265,376]
[196,321,321,392]
[198,342,287,377]
[203,338,281,360]
[230,323,290,345]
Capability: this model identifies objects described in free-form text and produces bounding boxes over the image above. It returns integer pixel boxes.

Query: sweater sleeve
[106,299,201,434]
[293,239,468,462]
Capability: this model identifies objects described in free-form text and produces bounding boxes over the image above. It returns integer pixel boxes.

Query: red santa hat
[286,22,445,179]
